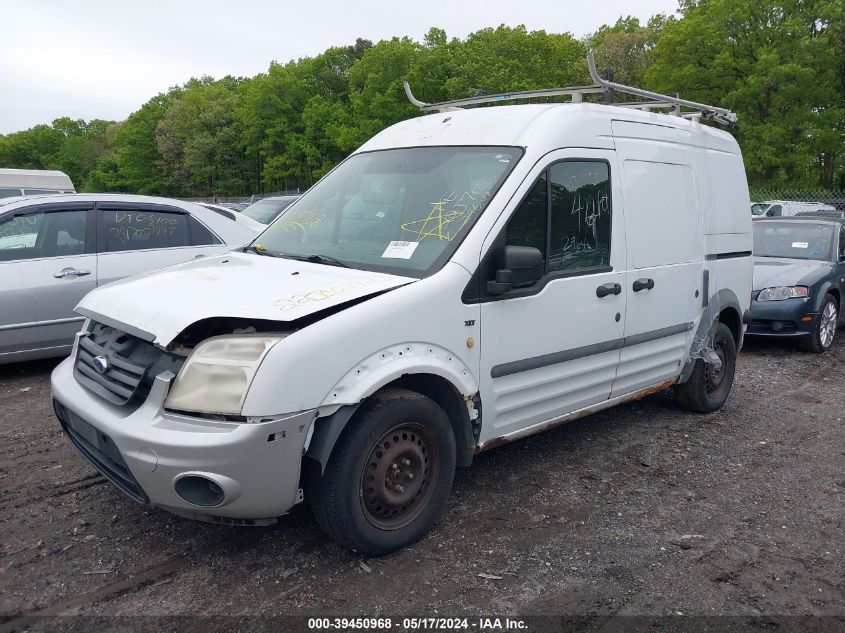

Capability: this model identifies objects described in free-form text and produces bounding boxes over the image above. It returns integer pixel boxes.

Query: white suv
[51,69,753,555]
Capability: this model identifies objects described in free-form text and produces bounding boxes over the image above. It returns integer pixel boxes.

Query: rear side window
[0,188,22,198]
[100,209,191,252]
[189,216,222,245]
[0,210,88,262]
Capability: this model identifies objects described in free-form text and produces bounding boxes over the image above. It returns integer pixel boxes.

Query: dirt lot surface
[1,337,843,631]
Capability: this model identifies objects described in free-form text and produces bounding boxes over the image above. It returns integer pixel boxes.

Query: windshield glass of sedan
[242,197,297,224]
[253,146,520,276]
[753,222,834,261]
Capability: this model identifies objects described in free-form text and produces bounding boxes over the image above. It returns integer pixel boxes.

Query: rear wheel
[801,294,838,353]
[674,322,737,413]
[309,388,456,556]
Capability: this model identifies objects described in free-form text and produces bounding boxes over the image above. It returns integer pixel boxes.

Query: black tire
[800,294,838,353]
[674,322,737,413]
[308,388,456,556]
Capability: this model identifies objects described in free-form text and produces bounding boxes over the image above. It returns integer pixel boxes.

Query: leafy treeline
[1,0,842,195]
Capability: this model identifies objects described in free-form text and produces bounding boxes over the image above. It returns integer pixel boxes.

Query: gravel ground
[0,336,842,631]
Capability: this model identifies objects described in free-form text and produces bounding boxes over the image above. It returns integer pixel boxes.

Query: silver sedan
[0,193,259,364]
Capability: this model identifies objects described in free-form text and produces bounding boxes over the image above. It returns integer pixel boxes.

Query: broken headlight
[164,335,282,415]
[756,286,809,301]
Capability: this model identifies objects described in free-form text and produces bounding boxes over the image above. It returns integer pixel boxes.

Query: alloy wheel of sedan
[819,301,838,349]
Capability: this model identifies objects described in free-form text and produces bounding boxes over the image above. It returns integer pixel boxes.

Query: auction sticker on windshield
[792,241,809,248]
[382,241,419,259]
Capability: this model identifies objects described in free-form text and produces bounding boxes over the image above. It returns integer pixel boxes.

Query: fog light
[771,321,784,332]
[174,475,225,507]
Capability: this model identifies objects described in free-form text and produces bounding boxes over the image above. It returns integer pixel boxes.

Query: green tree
[236,62,312,191]
[154,76,248,196]
[587,15,667,87]
[0,124,64,169]
[112,89,182,194]
[646,0,844,188]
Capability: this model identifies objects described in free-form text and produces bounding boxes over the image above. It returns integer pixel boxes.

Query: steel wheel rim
[360,422,439,531]
[819,302,837,348]
[705,340,728,398]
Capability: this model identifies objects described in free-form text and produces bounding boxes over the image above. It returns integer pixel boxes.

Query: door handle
[54,268,91,279]
[596,282,622,298]
[632,278,655,292]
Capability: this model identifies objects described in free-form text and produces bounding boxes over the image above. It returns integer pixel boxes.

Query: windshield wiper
[305,254,350,268]
[242,244,276,257]
[280,253,351,268]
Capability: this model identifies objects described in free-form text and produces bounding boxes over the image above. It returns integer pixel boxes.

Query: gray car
[748,217,845,352]
[0,194,258,364]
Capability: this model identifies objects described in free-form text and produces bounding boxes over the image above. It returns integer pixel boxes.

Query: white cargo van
[51,56,753,555]
[0,168,76,198]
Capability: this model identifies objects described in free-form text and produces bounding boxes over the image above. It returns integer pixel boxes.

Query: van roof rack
[403,51,737,126]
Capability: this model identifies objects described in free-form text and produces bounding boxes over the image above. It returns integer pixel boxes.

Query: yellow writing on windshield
[400,189,490,241]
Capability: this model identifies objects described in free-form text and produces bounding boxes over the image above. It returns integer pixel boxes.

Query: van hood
[752,256,830,290]
[76,252,416,345]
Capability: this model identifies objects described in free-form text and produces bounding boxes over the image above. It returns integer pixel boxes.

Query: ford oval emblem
[92,355,109,374]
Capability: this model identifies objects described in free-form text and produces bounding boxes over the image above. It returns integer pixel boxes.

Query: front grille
[75,332,149,405]
[74,322,185,408]
[54,400,147,504]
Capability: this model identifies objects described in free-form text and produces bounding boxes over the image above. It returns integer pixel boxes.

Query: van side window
[100,209,191,252]
[548,162,611,272]
[504,173,547,257]
[504,161,612,276]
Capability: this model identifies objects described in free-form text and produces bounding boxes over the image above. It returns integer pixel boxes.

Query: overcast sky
[1,0,679,134]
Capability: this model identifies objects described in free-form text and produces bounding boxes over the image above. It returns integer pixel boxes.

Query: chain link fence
[749,189,845,209]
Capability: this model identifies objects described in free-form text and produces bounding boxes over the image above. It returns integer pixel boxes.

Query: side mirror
[487,245,544,295]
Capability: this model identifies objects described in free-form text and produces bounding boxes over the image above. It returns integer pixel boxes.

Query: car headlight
[165,335,283,415]
[757,286,809,301]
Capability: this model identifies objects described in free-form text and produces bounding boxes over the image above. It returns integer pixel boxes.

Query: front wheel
[674,322,737,413]
[309,388,456,556]
[801,294,838,353]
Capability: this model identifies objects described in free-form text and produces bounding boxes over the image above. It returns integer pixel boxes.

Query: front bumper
[747,296,816,338]
[51,355,315,523]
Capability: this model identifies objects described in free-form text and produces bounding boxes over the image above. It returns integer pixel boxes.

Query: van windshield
[753,222,834,261]
[251,146,521,277]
